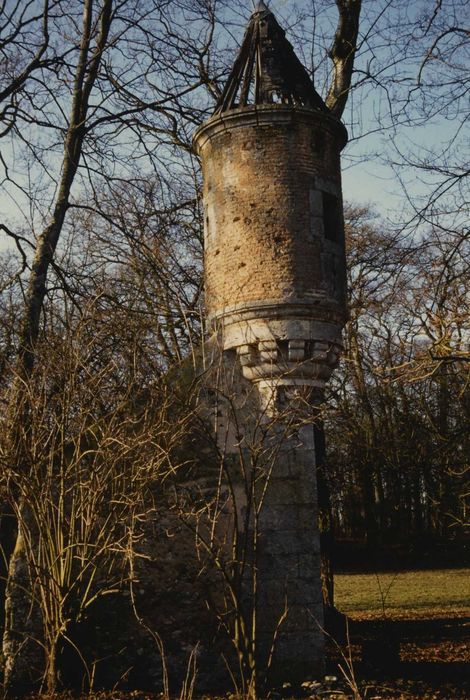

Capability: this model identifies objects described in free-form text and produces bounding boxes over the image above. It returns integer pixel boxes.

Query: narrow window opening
[277,340,289,361]
[322,191,342,243]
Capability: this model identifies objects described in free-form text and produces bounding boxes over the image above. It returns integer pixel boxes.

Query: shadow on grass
[327,615,470,697]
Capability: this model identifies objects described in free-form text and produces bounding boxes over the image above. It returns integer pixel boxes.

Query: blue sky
[0,0,468,256]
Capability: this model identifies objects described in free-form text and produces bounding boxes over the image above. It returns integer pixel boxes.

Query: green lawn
[335,568,470,616]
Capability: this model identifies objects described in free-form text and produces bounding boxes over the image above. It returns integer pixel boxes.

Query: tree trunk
[2,0,113,687]
[314,420,335,610]
[0,504,16,631]
[46,636,58,695]
[360,458,379,547]
[326,0,362,118]
[2,512,42,696]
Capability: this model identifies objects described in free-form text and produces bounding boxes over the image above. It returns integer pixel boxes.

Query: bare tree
[0,0,214,688]
[0,291,193,693]
[324,206,469,547]
[326,0,362,118]
[3,0,468,693]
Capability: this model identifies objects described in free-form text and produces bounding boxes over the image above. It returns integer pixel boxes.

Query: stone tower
[193,1,348,685]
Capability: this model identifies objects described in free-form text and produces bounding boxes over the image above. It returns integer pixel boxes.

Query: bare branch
[325,0,362,118]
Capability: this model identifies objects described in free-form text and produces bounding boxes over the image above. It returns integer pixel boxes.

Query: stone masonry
[193,2,348,686]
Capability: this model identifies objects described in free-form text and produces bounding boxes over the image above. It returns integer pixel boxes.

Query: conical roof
[214,3,327,115]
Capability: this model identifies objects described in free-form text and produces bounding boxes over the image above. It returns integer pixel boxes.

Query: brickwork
[194,71,347,686]
[195,105,347,326]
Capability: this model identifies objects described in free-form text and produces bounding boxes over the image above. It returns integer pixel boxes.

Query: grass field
[335,568,470,617]
[329,568,470,698]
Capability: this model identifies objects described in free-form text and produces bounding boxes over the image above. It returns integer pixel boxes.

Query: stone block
[237,343,258,366]
[261,477,316,506]
[309,341,329,362]
[258,503,318,530]
[259,339,278,362]
[258,529,321,556]
[288,339,305,362]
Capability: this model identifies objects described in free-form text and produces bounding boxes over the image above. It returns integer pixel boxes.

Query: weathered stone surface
[259,530,321,556]
[193,5,348,687]
[195,107,346,324]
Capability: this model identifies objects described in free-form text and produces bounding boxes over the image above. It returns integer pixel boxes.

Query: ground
[327,568,470,699]
[20,568,470,699]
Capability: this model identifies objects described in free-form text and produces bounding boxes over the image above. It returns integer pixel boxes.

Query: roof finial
[253,0,270,13]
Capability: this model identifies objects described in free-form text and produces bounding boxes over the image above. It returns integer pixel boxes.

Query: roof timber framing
[214,3,327,115]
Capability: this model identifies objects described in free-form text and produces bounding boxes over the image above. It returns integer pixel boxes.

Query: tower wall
[196,105,347,373]
[195,102,348,684]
